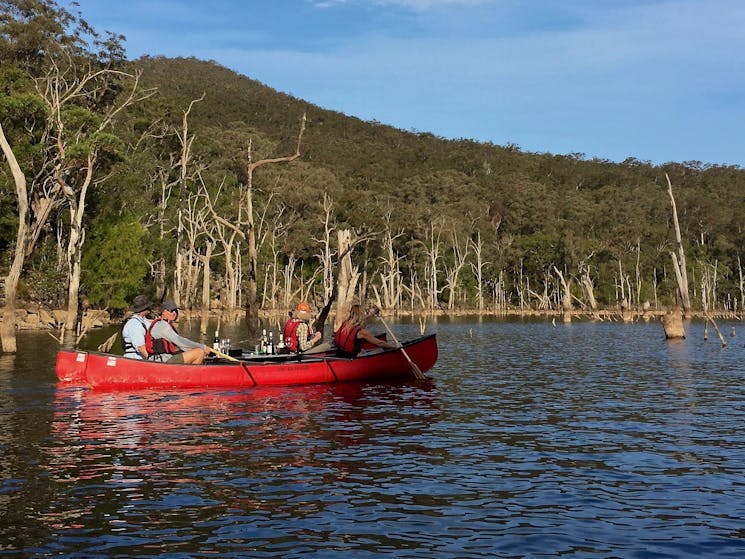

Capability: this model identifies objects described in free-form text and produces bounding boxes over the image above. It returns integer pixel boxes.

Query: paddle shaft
[210,347,241,362]
[377,316,425,380]
[313,294,336,336]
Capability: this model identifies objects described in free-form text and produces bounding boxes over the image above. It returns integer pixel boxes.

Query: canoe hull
[55,334,438,390]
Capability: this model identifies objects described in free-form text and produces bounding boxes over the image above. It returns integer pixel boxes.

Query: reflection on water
[2,320,745,557]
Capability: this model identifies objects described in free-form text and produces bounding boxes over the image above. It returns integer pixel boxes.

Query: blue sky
[60,0,744,166]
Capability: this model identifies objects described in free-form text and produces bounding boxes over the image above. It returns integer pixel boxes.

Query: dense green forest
[2,0,745,344]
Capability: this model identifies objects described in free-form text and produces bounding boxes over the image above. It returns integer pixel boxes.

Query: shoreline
[5,304,742,332]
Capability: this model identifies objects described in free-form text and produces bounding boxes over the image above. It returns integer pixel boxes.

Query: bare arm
[357,328,398,349]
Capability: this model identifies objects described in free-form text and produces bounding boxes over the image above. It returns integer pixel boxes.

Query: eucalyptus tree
[0,0,151,348]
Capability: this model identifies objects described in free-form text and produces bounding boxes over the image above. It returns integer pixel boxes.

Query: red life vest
[144,317,180,357]
[283,318,305,352]
[334,323,361,356]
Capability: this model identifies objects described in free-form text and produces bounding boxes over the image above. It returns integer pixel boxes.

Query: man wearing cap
[145,300,212,364]
[282,302,328,354]
[122,295,153,360]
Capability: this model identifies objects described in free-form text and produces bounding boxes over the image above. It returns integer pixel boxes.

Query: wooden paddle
[313,293,336,337]
[377,315,425,380]
[209,347,241,362]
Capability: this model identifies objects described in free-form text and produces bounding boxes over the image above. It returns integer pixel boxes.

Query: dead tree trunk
[553,265,572,322]
[334,229,360,330]
[578,257,598,313]
[0,122,28,353]
[470,231,487,312]
[738,256,744,313]
[173,95,204,307]
[314,192,336,304]
[63,156,95,332]
[378,207,404,311]
[662,308,686,339]
[444,223,470,311]
[635,238,642,310]
[423,221,442,311]
[244,113,306,333]
[198,173,245,316]
[666,173,691,316]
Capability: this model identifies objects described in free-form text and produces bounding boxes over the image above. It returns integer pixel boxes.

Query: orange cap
[296,302,311,314]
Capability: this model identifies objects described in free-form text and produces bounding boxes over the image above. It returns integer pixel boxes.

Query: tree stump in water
[662,309,685,339]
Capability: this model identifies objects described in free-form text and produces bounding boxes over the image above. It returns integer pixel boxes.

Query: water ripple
[3,321,745,557]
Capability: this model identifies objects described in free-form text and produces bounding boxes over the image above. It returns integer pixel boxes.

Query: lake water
[1,318,745,558]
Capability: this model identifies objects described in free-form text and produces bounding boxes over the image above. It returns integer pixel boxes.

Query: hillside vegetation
[2,1,745,336]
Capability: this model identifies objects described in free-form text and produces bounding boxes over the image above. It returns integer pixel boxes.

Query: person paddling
[145,300,212,364]
[283,302,330,354]
[334,304,398,357]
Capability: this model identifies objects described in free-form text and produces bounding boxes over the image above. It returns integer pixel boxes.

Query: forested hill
[123,56,745,311]
[133,55,530,185]
[4,39,745,318]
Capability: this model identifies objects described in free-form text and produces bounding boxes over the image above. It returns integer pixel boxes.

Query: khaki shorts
[167,352,185,364]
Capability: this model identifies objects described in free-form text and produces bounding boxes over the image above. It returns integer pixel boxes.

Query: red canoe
[56,334,438,390]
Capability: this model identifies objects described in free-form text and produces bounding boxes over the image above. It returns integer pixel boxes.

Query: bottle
[226,338,231,351]
[213,330,220,351]
[267,332,274,355]
[260,329,267,354]
[276,334,285,353]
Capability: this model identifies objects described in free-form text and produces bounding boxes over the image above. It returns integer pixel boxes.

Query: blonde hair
[345,304,367,328]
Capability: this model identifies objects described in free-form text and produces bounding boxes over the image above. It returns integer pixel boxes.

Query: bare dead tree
[469,230,489,312]
[281,252,300,309]
[332,228,378,329]
[36,55,156,333]
[0,122,28,353]
[666,173,691,315]
[444,222,471,311]
[172,94,205,307]
[262,203,290,310]
[577,253,598,312]
[700,260,718,313]
[244,113,306,332]
[144,152,181,300]
[552,265,572,318]
[378,206,405,311]
[526,286,550,310]
[335,229,360,329]
[200,175,245,313]
[738,255,745,312]
[635,238,642,310]
[421,220,443,311]
[493,270,507,311]
[312,192,337,303]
